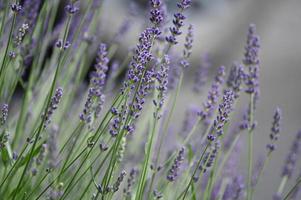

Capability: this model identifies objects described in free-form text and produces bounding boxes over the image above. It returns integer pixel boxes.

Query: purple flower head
[125,28,154,90]
[65,3,79,15]
[166,0,191,45]
[267,107,281,152]
[43,88,63,129]
[153,55,170,118]
[113,170,127,192]
[130,68,155,120]
[193,53,211,93]
[15,23,29,46]
[0,104,8,126]
[11,3,22,13]
[177,0,192,10]
[282,130,301,178]
[199,142,220,173]
[150,0,164,28]
[123,168,138,197]
[243,24,260,95]
[167,147,185,181]
[213,89,235,136]
[227,62,245,98]
[198,66,225,122]
[80,43,109,123]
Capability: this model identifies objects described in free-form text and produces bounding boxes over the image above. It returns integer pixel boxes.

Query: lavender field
[0,0,301,200]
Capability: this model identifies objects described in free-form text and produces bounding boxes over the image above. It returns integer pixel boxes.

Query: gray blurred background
[100,0,301,199]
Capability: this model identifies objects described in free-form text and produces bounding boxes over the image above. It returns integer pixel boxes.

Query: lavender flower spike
[213,89,235,136]
[243,24,260,95]
[198,66,226,122]
[267,107,281,152]
[180,24,194,68]
[113,170,127,192]
[43,88,63,128]
[166,0,192,45]
[227,62,245,98]
[80,43,109,123]
[167,147,185,181]
[0,104,8,126]
[282,130,301,178]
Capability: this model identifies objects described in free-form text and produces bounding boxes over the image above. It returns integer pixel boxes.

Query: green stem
[247,93,255,200]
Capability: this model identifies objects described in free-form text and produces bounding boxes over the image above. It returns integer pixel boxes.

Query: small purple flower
[213,89,235,136]
[123,168,138,197]
[267,108,281,152]
[80,43,109,123]
[0,104,8,126]
[198,66,225,123]
[166,0,192,45]
[227,62,245,98]
[243,24,260,95]
[43,88,63,128]
[167,147,185,181]
[65,3,79,15]
[11,3,22,13]
[150,0,164,27]
[113,170,127,192]
[153,55,170,118]
[282,130,301,178]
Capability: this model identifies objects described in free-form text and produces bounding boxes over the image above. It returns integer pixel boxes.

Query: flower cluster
[167,147,185,181]
[0,104,8,126]
[166,0,192,45]
[281,130,301,178]
[267,108,281,152]
[227,62,245,98]
[198,66,226,123]
[243,24,260,95]
[43,88,63,128]
[80,43,109,123]
[212,90,235,137]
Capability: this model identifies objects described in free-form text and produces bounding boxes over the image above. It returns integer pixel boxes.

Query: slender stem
[283,176,301,200]
[247,93,255,200]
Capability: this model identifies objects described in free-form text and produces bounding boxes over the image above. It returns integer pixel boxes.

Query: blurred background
[97,0,301,199]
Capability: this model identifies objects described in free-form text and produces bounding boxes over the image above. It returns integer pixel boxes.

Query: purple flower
[198,66,226,123]
[11,3,22,13]
[80,43,109,123]
[243,24,260,95]
[150,0,164,27]
[193,53,211,93]
[212,90,235,136]
[267,108,281,152]
[166,0,192,45]
[282,130,301,178]
[113,170,127,192]
[0,104,8,126]
[153,55,170,118]
[123,168,138,197]
[227,62,245,98]
[43,88,63,128]
[167,147,185,181]
[65,3,79,15]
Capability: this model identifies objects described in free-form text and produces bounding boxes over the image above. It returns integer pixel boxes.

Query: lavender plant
[0,1,299,200]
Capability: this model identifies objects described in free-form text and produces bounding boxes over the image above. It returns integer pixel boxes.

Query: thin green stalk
[276,175,288,198]
[247,93,255,200]
[0,12,16,85]
[283,176,301,200]
[179,143,210,200]
[148,70,184,197]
